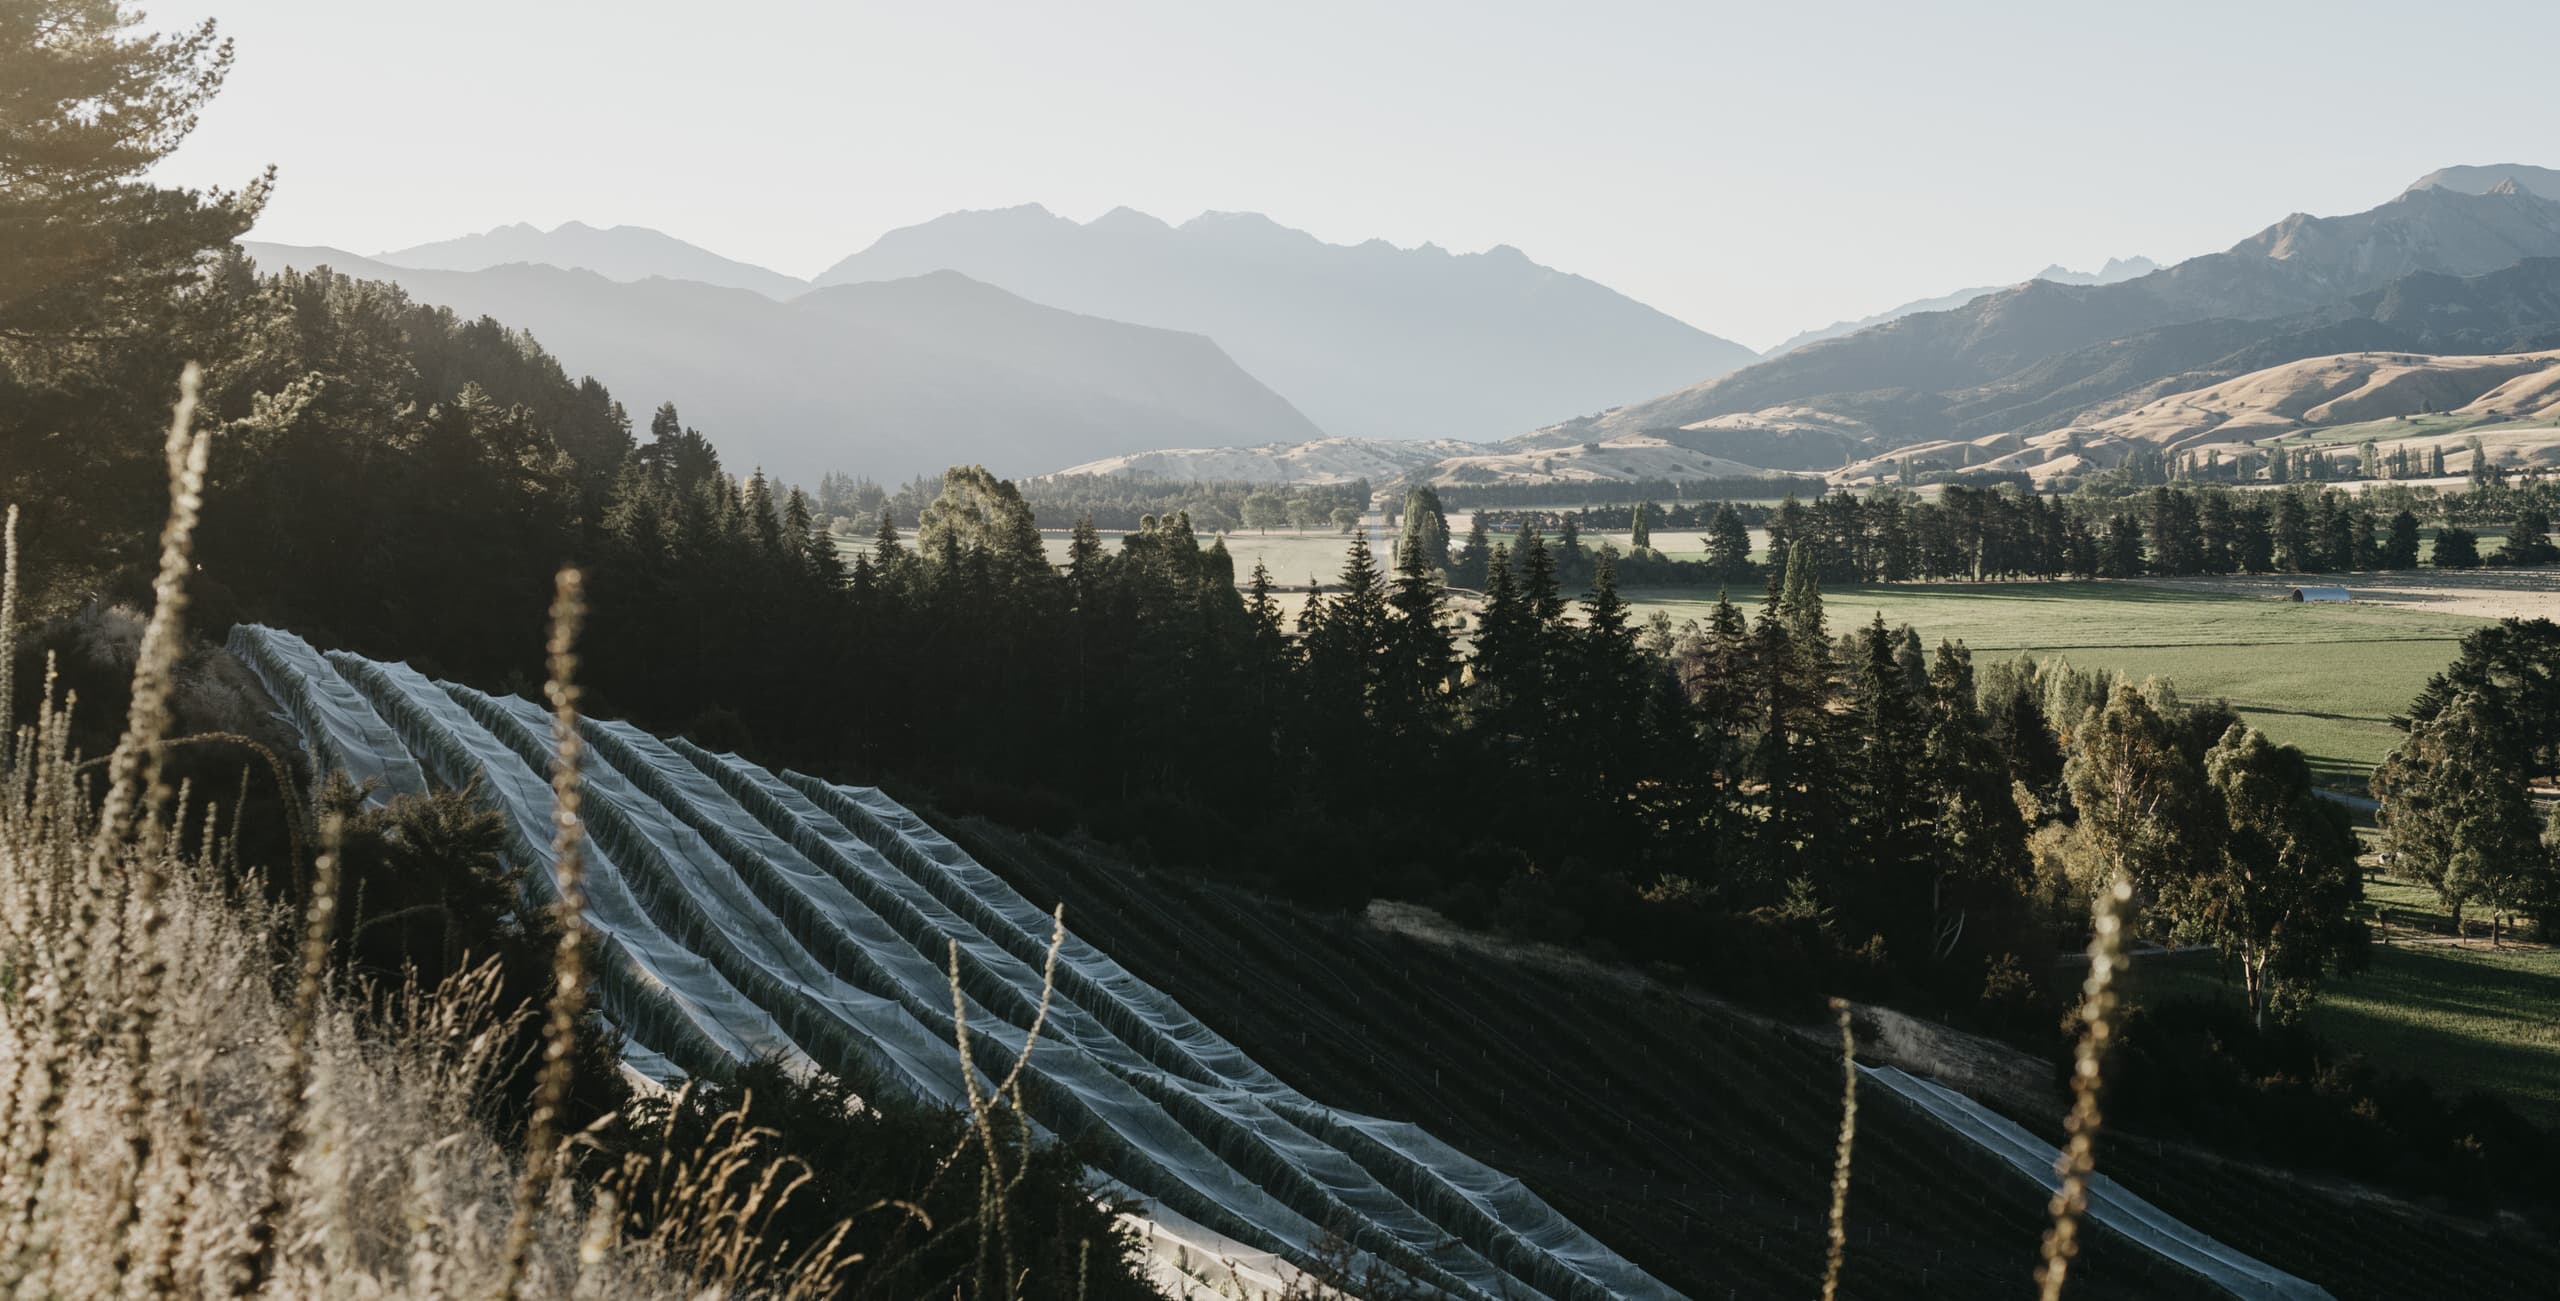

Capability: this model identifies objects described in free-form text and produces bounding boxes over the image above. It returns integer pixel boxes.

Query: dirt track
[2130,570,2560,622]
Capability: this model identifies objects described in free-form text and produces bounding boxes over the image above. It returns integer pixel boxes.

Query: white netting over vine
[228,625,1678,1301]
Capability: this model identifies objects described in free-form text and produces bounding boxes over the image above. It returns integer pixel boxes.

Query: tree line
[1445,482,2559,593]
[815,470,1372,536]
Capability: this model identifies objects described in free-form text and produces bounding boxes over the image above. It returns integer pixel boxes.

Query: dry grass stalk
[1820,997,1857,1301]
[2037,873,2134,1301]
[497,566,594,1301]
[932,905,1067,1299]
[2,503,16,747]
[234,811,344,1292]
[1,382,853,1297]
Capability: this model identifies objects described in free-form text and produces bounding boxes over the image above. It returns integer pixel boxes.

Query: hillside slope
[815,204,1756,443]
[1582,184,2560,455]
[959,821,2560,1301]
[1766,257,2160,358]
[241,244,1323,483]
[1839,347,2560,487]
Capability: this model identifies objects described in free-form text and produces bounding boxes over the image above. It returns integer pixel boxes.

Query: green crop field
[2124,879,2560,1129]
[1624,581,2483,788]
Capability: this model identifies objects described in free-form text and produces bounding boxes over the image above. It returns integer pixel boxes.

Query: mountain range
[812,204,1757,443]
[376,221,809,299]
[1562,178,2560,467]
[267,209,1756,476]
[240,243,1323,483]
[1763,256,2159,357]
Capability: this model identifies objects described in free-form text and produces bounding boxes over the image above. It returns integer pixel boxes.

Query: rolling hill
[239,243,1324,484]
[1838,347,2560,487]
[813,204,1757,444]
[1574,183,2560,461]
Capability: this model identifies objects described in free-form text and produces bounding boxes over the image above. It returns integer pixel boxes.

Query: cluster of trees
[0,8,1160,1294]
[812,471,1374,537]
[1036,475,1370,534]
[1431,475,1811,510]
[1482,482,2559,593]
[2373,620,2560,944]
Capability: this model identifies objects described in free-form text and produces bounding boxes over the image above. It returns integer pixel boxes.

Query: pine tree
[2102,511,2145,577]
[1383,522,1457,743]
[1516,525,1564,626]
[1707,503,1753,580]
[2273,492,2311,572]
[1922,639,2032,968]
[2434,527,2482,569]
[2384,510,2422,569]
[1453,510,1493,588]
[1778,541,1826,650]
[1851,615,1934,942]
[1,1,267,341]
[2507,507,2559,566]
[743,469,783,554]
[1470,544,1530,723]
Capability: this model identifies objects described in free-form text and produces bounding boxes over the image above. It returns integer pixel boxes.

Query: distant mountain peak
[813,204,1754,441]
[2406,162,2560,203]
[1090,206,1171,233]
[376,220,808,299]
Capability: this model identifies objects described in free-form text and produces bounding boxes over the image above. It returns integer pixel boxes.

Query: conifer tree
[2383,509,2421,569]
[742,469,783,554]
[1,0,268,341]
[1851,616,1933,935]
[1383,521,1457,742]
[1707,503,1753,580]
[1516,524,1564,627]
[2507,507,2559,566]
[1923,639,2032,967]
[1453,510,1493,588]
[2434,527,2481,569]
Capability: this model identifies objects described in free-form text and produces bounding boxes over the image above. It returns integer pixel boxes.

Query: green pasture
[2125,880,2560,1129]
[1624,581,2483,788]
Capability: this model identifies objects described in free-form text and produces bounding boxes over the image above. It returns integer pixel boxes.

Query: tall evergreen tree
[1706,503,1753,580]
[2383,509,2422,569]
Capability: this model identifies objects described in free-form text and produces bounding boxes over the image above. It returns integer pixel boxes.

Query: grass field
[2124,877,2560,1129]
[1625,581,2482,788]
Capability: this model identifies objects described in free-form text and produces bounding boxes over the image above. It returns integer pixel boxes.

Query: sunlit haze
[157,0,2560,350]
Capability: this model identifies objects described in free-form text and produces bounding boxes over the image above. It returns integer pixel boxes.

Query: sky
[156,0,2560,352]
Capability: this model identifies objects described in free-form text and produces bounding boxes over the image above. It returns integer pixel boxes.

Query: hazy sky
[159,0,2560,351]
